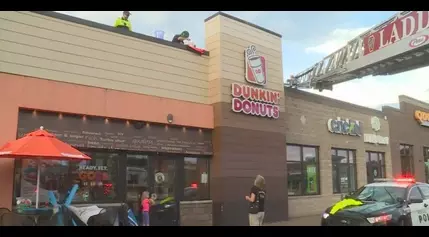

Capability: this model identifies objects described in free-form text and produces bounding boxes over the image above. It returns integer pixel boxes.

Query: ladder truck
[286,11,429,92]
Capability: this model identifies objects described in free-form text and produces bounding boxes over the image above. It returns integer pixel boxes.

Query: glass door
[126,154,149,219]
[149,155,182,226]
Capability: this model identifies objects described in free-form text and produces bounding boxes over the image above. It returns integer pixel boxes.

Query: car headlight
[322,213,329,219]
[366,214,392,224]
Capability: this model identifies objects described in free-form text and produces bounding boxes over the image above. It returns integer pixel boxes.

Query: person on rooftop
[172,31,190,44]
[114,11,132,31]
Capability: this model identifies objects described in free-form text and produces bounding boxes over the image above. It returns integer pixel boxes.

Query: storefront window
[183,157,210,201]
[424,147,429,183]
[126,154,149,215]
[18,151,120,205]
[400,144,414,176]
[332,148,357,194]
[286,145,319,196]
[365,151,386,183]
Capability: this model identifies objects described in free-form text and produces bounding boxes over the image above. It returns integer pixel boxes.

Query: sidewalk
[264,215,321,226]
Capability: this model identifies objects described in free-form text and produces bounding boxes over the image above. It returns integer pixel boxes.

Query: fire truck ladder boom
[286,11,429,91]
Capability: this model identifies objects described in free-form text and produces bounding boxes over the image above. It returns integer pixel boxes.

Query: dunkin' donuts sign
[231,45,281,119]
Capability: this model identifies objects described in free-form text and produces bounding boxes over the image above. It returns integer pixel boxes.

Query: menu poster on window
[20,159,62,203]
[201,172,208,184]
[306,165,317,194]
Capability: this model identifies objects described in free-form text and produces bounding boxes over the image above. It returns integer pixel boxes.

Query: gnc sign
[231,45,281,119]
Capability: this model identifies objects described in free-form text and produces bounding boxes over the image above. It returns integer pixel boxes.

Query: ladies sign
[231,83,280,119]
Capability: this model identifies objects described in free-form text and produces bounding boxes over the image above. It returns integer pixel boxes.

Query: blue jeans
[141,211,150,226]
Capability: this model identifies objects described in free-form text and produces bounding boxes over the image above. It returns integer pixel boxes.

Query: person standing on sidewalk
[245,175,266,226]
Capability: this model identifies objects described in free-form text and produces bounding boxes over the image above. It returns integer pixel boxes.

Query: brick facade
[285,88,392,218]
[180,200,213,226]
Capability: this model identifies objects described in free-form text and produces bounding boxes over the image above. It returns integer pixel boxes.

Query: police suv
[321,178,429,226]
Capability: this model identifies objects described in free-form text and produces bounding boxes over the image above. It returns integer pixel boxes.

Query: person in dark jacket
[245,175,266,226]
[172,31,190,44]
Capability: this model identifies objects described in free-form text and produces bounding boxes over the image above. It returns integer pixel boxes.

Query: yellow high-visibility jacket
[114,17,132,31]
[329,198,363,215]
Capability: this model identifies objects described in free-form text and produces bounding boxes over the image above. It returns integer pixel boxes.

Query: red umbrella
[0,126,91,208]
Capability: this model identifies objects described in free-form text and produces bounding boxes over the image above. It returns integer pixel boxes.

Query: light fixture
[167,114,174,124]
[82,115,87,121]
[105,118,109,124]
[126,120,130,126]
[182,127,187,132]
[165,125,169,131]
[146,122,150,128]
[32,110,37,117]
[134,122,144,129]
[58,113,63,120]
[199,128,203,133]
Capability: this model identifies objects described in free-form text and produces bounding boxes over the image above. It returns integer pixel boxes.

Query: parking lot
[264,215,321,226]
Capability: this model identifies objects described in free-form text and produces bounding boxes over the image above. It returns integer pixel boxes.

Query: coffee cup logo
[245,45,267,86]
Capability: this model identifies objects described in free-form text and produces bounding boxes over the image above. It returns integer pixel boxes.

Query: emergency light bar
[374,178,416,183]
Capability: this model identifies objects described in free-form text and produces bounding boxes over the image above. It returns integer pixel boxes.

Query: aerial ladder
[286,11,429,91]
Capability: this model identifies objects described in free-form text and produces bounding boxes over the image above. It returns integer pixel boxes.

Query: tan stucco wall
[285,90,392,218]
[0,11,209,104]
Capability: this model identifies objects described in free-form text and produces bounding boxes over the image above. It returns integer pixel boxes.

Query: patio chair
[0,212,36,226]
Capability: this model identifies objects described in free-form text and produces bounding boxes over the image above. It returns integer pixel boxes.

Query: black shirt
[172,34,184,44]
[250,185,266,212]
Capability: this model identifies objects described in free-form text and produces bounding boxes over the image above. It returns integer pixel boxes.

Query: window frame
[408,186,424,200]
[400,144,414,175]
[13,149,124,206]
[423,147,429,183]
[183,156,211,201]
[12,148,212,207]
[417,184,429,199]
[286,144,320,196]
[365,151,386,183]
[331,148,358,194]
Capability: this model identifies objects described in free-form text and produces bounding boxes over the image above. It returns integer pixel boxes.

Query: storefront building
[382,95,429,183]
[0,11,214,226]
[0,11,287,225]
[284,88,392,218]
[205,12,287,225]
[6,10,418,225]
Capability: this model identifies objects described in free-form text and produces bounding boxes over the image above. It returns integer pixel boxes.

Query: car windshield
[349,185,407,204]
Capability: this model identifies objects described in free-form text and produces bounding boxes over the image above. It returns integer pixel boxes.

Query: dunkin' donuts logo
[231,83,280,119]
[245,45,267,86]
[230,45,280,119]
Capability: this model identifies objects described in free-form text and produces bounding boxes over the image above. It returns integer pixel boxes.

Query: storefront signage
[245,45,267,86]
[17,110,213,155]
[363,116,389,145]
[327,117,362,136]
[231,83,280,119]
[231,45,280,119]
[155,172,165,184]
[78,165,108,171]
[415,110,429,127]
[201,172,208,184]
